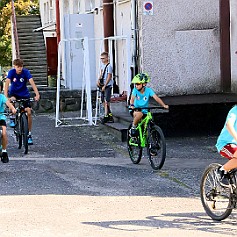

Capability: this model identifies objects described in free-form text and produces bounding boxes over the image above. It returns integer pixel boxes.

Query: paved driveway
[0,114,236,236]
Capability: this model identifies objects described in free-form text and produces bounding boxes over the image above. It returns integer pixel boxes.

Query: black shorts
[9,95,31,108]
[129,109,147,119]
[0,119,7,127]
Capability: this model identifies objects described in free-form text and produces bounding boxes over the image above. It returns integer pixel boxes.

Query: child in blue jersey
[216,105,237,187]
[129,73,169,136]
[0,80,17,163]
[4,59,40,145]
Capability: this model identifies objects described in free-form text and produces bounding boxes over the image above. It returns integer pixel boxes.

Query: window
[85,0,95,12]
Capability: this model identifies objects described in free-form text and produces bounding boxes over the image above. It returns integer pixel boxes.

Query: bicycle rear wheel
[147,124,166,170]
[200,163,233,221]
[127,124,142,164]
[21,113,29,154]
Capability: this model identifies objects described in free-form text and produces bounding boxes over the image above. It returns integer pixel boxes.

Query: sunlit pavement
[0,195,236,237]
[0,114,236,236]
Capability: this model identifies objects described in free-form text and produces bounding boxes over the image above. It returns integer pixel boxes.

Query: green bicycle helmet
[132,73,150,84]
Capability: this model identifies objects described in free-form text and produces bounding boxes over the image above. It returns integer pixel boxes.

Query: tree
[0,0,39,66]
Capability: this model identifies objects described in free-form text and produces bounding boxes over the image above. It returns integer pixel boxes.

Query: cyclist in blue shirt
[4,59,40,145]
[0,80,16,163]
[129,73,169,136]
[216,105,237,187]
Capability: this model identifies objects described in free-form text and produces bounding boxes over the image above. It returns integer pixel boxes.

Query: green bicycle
[127,106,168,170]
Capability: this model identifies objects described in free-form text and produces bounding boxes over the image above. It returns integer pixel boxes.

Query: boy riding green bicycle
[129,73,169,136]
[127,73,169,170]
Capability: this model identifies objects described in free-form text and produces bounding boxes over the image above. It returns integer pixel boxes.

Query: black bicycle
[200,163,237,220]
[127,107,168,170]
[11,98,34,154]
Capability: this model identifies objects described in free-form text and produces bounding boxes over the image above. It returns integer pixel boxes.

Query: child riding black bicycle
[4,59,40,145]
[216,105,237,187]
[129,73,169,136]
[0,80,16,163]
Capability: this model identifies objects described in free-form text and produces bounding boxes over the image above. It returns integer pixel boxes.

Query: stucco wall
[140,0,220,96]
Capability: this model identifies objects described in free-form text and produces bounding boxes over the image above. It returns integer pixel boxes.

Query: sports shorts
[0,119,7,127]
[101,86,112,103]
[220,144,237,160]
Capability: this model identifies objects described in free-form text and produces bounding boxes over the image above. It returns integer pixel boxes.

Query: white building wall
[140,0,220,96]
[230,0,237,92]
[39,0,57,39]
[38,0,237,96]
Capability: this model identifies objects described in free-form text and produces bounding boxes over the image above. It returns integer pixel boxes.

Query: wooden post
[103,0,114,52]
[11,0,20,58]
[220,0,231,92]
[55,0,60,44]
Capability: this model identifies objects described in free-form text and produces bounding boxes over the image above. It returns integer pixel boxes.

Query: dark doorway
[46,37,58,76]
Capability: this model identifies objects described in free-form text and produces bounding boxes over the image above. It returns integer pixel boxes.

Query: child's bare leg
[1,126,8,150]
[25,107,32,132]
[223,151,237,171]
[104,101,108,115]
[133,111,143,126]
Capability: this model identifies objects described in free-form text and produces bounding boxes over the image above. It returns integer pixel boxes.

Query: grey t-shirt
[101,63,113,87]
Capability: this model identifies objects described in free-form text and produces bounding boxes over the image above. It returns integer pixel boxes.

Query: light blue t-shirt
[132,87,155,114]
[216,106,237,152]
[0,94,7,120]
[101,63,113,87]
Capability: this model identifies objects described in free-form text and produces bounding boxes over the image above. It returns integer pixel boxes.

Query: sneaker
[217,168,230,187]
[101,116,109,124]
[108,113,114,123]
[9,119,15,128]
[28,135,33,145]
[130,126,137,137]
[220,174,230,187]
[1,152,9,163]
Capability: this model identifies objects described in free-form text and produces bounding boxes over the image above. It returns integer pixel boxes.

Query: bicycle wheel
[200,163,233,221]
[127,124,142,164]
[147,124,166,170]
[15,116,22,149]
[21,113,29,154]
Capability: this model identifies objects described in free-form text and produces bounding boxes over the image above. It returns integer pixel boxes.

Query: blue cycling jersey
[132,87,155,114]
[7,68,32,98]
[0,94,7,120]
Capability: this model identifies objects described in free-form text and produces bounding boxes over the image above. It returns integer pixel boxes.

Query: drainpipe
[55,0,60,44]
[11,0,20,59]
[131,0,138,79]
[103,0,114,52]
[220,0,231,92]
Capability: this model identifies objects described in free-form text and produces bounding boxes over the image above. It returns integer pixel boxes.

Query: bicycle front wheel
[147,124,166,170]
[127,124,142,164]
[200,163,233,221]
[15,116,22,149]
[21,113,29,154]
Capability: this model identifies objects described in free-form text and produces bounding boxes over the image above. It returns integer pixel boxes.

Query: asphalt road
[0,113,236,236]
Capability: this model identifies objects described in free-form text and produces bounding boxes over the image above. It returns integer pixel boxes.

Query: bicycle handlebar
[128,106,169,113]
[10,98,35,103]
